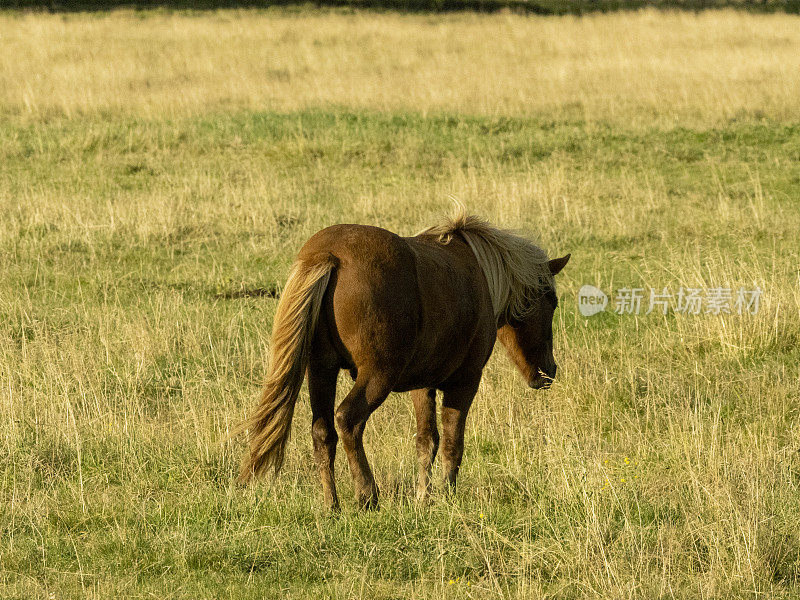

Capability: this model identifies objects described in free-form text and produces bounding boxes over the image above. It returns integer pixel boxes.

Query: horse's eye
[546,290,558,308]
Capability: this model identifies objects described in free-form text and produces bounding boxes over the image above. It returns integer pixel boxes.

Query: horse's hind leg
[335,374,392,509]
[308,362,340,511]
[411,388,439,502]
[440,378,480,492]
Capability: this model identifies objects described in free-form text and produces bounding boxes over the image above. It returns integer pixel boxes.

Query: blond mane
[420,206,553,322]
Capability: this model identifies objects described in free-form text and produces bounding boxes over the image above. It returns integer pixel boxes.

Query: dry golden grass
[2,9,800,123]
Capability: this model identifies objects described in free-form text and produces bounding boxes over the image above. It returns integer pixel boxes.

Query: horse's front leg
[440,378,480,492]
[411,388,439,502]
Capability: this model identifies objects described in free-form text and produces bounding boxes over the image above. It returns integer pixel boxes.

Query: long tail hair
[238,256,336,483]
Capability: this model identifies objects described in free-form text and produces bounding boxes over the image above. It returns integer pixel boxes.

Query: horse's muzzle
[528,365,556,390]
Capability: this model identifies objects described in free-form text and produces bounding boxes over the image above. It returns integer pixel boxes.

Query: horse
[238,208,570,510]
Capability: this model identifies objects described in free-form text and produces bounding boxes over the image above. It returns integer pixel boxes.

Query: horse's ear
[548,254,570,276]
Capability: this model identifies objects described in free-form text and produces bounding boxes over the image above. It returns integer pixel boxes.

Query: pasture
[1,8,800,599]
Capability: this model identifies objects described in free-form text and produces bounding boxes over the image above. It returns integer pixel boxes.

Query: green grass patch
[2,108,799,598]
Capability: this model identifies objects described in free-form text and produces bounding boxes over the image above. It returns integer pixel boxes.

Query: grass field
[2,8,800,599]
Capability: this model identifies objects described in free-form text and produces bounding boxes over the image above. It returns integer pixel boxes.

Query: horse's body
[240,211,569,509]
[307,223,497,393]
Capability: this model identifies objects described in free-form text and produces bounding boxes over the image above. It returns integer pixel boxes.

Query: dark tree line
[3,0,798,14]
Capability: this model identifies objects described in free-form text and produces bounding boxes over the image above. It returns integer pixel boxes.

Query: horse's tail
[238,256,336,483]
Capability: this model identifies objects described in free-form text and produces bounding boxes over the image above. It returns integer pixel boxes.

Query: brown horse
[238,208,569,510]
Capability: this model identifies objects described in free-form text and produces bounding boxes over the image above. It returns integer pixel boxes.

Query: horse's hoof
[358,490,380,510]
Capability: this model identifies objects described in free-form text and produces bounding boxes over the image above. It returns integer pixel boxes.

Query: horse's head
[498,254,570,390]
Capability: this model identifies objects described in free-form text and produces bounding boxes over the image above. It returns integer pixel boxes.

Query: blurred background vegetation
[6,0,800,15]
